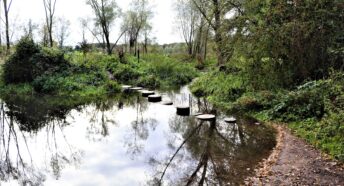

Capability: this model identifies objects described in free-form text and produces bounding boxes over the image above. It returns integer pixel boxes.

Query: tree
[86,0,120,55]
[40,24,49,47]
[3,0,13,52]
[80,17,103,48]
[23,19,38,39]
[43,0,57,47]
[121,0,152,55]
[191,0,242,66]
[142,24,152,53]
[55,17,70,48]
[175,0,199,56]
[235,0,344,89]
[79,18,91,55]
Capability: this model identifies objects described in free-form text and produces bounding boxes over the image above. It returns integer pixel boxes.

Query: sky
[7,0,183,46]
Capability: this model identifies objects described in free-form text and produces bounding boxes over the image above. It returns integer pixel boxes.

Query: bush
[3,37,69,85]
[137,75,160,88]
[190,71,244,101]
[31,47,70,79]
[105,81,120,93]
[111,63,141,83]
[3,37,40,84]
[142,57,197,86]
[32,75,63,93]
[270,83,325,122]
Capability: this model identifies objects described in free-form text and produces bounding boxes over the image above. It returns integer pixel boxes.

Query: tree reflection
[0,94,90,184]
[0,102,45,185]
[86,96,119,140]
[151,106,276,185]
[124,95,157,158]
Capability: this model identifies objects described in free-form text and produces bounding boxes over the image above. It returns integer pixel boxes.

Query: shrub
[31,47,70,79]
[111,63,141,83]
[105,81,120,93]
[270,81,325,122]
[137,75,160,88]
[3,37,69,85]
[190,71,244,101]
[3,37,40,84]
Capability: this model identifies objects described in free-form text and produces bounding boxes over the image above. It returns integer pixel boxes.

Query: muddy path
[246,124,344,186]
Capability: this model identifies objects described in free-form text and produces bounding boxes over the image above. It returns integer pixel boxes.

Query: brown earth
[246,124,344,186]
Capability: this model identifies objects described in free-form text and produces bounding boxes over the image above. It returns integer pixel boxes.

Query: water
[0,87,276,186]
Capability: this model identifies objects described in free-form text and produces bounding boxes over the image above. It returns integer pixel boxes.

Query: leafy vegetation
[191,68,344,162]
[1,37,198,99]
[189,0,344,162]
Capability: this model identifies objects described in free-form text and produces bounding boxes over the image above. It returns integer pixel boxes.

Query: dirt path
[246,124,344,186]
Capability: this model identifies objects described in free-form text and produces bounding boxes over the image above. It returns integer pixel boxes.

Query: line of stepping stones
[121,85,237,123]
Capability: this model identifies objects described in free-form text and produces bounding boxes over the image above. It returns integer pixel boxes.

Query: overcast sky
[8,0,183,46]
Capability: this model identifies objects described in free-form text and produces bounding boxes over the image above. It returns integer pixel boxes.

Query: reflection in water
[150,99,276,185]
[124,95,157,158]
[0,87,276,185]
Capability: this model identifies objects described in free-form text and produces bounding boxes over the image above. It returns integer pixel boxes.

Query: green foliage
[33,64,108,94]
[233,0,344,89]
[232,90,278,112]
[290,111,344,162]
[190,70,244,106]
[3,37,40,84]
[2,49,197,96]
[105,81,120,93]
[31,47,70,78]
[139,54,198,87]
[270,82,325,122]
[137,75,160,88]
[192,68,344,161]
[3,37,70,85]
[111,63,142,83]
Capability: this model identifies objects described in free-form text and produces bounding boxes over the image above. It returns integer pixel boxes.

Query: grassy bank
[190,70,344,162]
[0,37,198,99]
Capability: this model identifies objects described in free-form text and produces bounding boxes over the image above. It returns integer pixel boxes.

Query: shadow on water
[0,87,276,185]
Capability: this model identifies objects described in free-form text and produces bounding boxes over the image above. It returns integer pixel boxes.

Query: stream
[0,86,276,186]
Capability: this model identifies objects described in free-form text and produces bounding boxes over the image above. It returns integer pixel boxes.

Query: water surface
[0,87,276,185]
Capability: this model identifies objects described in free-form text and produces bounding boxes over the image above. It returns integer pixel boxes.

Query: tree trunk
[213,0,224,66]
[203,23,210,61]
[49,25,53,47]
[3,0,11,52]
[105,31,111,55]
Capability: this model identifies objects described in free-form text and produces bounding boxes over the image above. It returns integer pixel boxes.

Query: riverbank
[0,37,198,99]
[246,124,344,185]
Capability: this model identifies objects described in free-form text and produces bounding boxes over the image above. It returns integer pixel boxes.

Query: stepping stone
[224,117,237,123]
[121,85,132,89]
[130,87,143,91]
[148,95,162,102]
[193,112,203,116]
[141,90,155,97]
[196,114,216,121]
[122,85,132,93]
[161,100,173,105]
[176,106,190,116]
